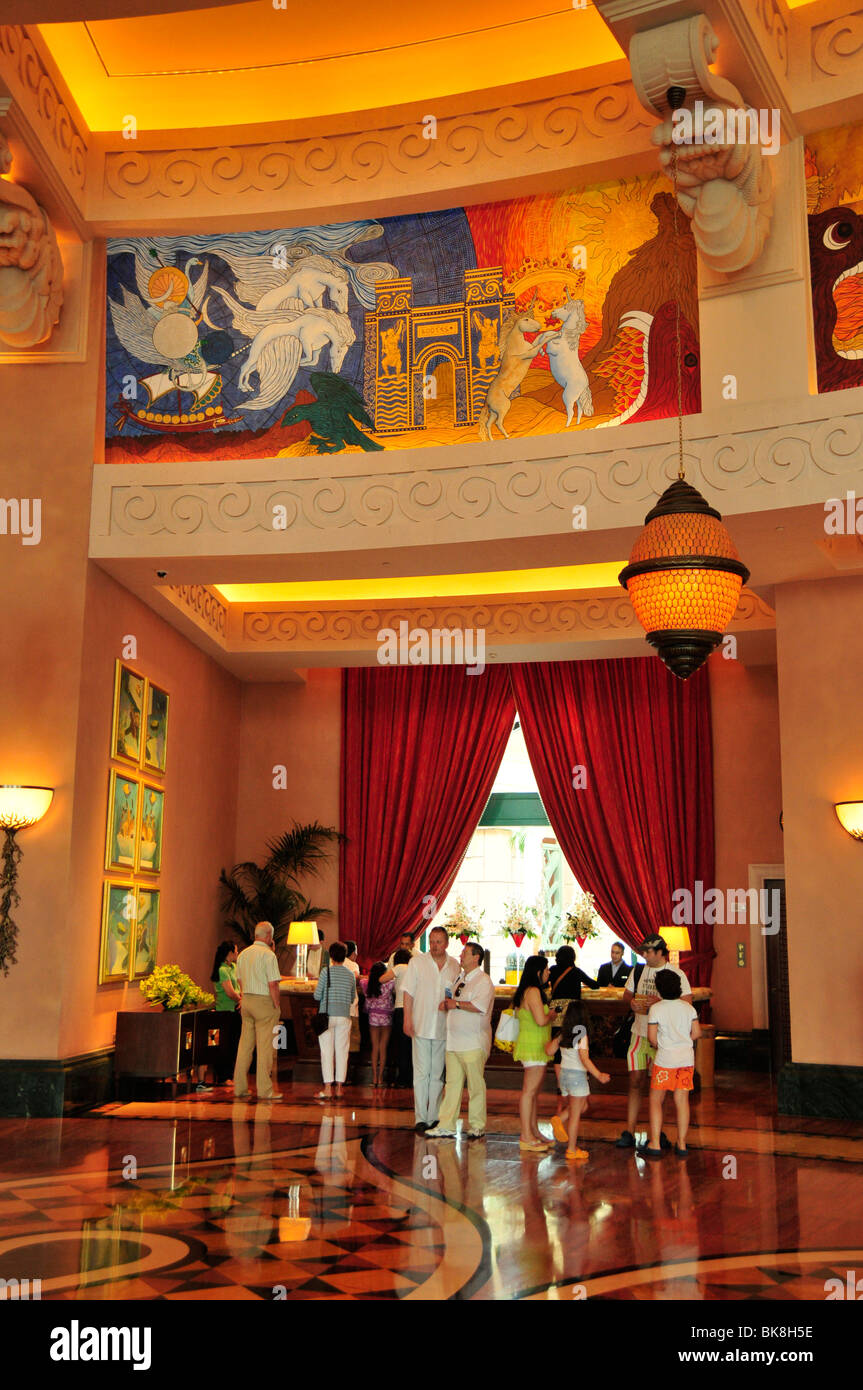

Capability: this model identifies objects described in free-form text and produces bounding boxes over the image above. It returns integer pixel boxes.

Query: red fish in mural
[808,206,863,393]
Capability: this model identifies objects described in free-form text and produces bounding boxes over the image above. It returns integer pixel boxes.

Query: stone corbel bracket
[0,121,63,347]
[629,14,775,274]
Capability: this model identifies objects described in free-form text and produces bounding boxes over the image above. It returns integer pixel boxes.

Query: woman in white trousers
[313,941,357,1100]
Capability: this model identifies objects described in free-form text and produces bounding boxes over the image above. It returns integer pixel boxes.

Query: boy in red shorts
[640,969,701,1159]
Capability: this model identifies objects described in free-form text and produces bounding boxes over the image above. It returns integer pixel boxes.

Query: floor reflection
[0,1076,861,1300]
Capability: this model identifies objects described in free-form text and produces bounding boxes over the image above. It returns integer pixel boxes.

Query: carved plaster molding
[627,14,775,274]
[0,26,87,192]
[89,390,863,558]
[810,11,863,81]
[235,587,773,649]
[0,127,63,346]
[166,583,227,635]
[753,0,790,79]
[97,83,653,217]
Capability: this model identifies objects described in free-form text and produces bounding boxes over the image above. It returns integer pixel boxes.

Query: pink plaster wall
[234,670,343,954]
[59,564,241,1058]
[775,577,863,1067]
[708,654,784,1033]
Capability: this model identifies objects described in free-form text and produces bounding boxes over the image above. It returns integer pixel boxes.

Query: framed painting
[99,880,136,984]
[142,681,169,776]
[111,661,145,765]
[136,783,164,875]
[131,887,160,979]
[105,769,140,873]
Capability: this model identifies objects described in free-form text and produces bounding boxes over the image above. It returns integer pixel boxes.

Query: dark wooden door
[764,878,791,1076]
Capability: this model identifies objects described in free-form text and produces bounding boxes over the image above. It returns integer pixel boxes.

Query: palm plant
[219,821,342,956]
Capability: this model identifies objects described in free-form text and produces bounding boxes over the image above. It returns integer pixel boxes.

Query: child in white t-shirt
[643,969,701,1158]
[544,1000,609,1162]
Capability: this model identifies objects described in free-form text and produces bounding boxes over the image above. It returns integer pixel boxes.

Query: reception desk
[280,980,714,1091]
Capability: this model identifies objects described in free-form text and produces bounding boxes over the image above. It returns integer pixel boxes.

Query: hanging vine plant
[0,829,22,976]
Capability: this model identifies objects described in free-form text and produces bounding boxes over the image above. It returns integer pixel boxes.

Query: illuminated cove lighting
[215,563,627,605]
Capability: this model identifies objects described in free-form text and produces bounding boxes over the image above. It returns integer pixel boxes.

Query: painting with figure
[105,173,699,463]
[143,681,169,775]
[105,770,139,873]
[805,119,863,395]
[111,661,145,764]
[99,881,135,984]
[132,889,159,979]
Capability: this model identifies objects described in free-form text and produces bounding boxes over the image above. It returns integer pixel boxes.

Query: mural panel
[806,120,863,395]
[105,175,700,463]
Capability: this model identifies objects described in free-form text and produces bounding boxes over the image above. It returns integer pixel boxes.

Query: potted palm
[219,821,341,968]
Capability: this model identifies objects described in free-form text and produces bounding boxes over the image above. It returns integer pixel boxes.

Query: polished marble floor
[1,1074,862,1301]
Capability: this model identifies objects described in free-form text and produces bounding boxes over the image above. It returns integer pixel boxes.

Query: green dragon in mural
[280,372,383,453]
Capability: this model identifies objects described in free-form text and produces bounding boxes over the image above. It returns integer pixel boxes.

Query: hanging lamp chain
[669,99,686,483]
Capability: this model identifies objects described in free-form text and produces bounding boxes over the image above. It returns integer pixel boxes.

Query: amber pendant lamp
[619,87,750,680]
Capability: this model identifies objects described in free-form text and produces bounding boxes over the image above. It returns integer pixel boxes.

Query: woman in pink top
[361,962,396,1088]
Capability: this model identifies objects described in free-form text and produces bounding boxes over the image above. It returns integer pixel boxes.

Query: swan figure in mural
[212,285,356,411]
[108,257,211,384]
[545,289,594,427]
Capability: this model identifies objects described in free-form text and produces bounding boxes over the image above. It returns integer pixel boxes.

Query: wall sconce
[287,920,318,980]
[660,925,692,969]
[0,786,54,975]
[835,802,863,841]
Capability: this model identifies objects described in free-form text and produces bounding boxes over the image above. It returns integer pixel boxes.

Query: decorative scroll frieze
[238,588,772,648]
[102,84,653,204]
[810,12,863,80]
[754,0,790,77]
[167,583,227,635]
[92,394,863,554]
[0,26,87,191]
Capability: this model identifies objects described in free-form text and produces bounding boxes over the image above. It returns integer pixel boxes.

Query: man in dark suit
[597,942,632,987]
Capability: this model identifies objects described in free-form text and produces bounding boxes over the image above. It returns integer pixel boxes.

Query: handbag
[494,1007,520,1054]
[312,968,330,1037]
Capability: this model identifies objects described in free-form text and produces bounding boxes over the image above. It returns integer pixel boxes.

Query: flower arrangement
[442,895,484,943]
[563,889,601,945]
[499,899,540,949]
[139,964,214,1012]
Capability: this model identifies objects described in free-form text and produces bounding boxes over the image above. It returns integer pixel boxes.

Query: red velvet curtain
[510,659,715,987]
[339,666,516,968]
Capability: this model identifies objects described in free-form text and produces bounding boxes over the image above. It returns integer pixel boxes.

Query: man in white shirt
[616,934,693,1149]
[387,933,420,969]
[426,942,496,1140]
[402,926,460,1133]
[233,921,284,1102]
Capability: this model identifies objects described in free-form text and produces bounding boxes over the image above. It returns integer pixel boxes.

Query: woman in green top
[513,955,555,1151]
[209,941,241,1085]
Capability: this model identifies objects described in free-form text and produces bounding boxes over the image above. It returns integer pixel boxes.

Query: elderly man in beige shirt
[233,921,284,1102]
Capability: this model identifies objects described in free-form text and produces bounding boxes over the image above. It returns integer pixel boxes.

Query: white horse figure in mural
[545,289,594,427]
[213,285,356,410]
[254,256,350,314]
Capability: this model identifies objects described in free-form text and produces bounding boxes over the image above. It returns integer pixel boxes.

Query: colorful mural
[104,173,700,463]
[806,120,863,395]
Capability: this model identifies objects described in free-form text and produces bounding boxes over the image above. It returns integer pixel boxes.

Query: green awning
[478,792,550,828]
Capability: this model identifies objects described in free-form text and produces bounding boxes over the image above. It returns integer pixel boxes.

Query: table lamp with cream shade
[0,785,54,976]
[287,921,318,979]
[660,926,691,969]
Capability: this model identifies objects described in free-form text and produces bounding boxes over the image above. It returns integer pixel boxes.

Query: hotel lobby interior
[2,0,863,1337]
